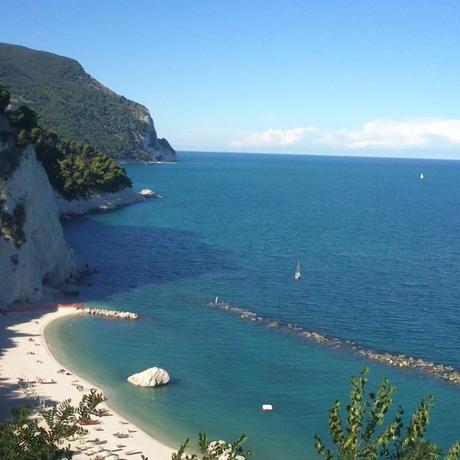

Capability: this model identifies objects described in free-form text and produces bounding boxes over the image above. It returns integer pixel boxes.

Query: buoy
[262,404,273,412]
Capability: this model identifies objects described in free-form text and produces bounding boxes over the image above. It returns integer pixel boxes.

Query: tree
[8,105,39,131]
[0,399,86,459]
[314,368,460,460]
[0,86,10,113]
[77,388,105,423]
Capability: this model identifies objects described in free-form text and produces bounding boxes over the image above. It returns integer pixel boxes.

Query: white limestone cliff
[140,112,176,162]
[56,186,143,216]
[127,367,170,387]
[0,144,78,305]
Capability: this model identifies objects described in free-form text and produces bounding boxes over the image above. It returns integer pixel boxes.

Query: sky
[2,0,460,158]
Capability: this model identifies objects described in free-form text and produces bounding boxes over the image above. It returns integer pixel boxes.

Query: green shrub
[7,105,39,131]
[0,395,93,460]
[172,370,460,460]
[77,388,105,423]
[0,87,10,113]
[172,433,254,460]
[314,368,460,460]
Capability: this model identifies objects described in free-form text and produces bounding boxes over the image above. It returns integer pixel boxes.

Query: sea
[46,152,460,459]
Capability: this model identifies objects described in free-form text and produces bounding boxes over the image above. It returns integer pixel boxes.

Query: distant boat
[420,172,424,179]
[294,259,301,280]
[214,296,219,305]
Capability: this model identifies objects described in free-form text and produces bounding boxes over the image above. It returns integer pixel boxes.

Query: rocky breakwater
[79,307,139,320]
[209,300,460,387]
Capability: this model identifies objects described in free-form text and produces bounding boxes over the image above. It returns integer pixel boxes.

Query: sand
[0,306,176,459]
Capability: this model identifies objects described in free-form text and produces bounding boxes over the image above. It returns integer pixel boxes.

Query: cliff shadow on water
[62,215,237,301]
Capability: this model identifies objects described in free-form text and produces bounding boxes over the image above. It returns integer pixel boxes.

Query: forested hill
[0,86,132,201]
[0,43,175,161]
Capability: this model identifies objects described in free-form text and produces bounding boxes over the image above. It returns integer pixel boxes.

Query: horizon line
[176,149,460,162]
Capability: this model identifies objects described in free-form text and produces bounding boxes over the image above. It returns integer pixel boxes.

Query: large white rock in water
[127,367,170,387]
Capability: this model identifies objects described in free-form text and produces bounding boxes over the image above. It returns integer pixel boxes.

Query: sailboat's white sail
[294,259,301,280]
[420,172,424,179]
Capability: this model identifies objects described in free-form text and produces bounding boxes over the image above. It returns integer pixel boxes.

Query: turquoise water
[47,152,460,458]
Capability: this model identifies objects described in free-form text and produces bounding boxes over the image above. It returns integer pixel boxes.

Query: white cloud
[223,118,460,156]
[230,126,317,148]
[316,118,460,149]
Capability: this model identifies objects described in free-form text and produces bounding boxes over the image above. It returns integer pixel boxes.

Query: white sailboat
[294,259,301,280]
[420,172,424,179]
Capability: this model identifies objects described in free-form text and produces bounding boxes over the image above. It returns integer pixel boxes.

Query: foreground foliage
[0,390,104,460]
[77,388,106,423]
[172,369,459,460]
[1,371,458,459]
[172,433,254,460]
[314,368,460,460]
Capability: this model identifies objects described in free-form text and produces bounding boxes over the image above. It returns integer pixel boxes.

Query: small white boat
[214,296,219,305]
[262,404,273,412]
[420,172,424,179]
[294,259,301,280]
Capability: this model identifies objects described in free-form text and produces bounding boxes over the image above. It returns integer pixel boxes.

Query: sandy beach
[0,305,176,459]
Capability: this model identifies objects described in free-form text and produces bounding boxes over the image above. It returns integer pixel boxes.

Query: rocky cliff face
[140,111,176,162]
[55,187,142,216]
[0,144,78,305]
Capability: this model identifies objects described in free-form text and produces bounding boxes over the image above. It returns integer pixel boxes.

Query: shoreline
[0,305,176,459]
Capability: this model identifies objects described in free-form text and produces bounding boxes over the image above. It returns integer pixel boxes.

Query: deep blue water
[47,152,460,459]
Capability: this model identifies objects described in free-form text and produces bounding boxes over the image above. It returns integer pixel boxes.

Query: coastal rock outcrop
[56,187,143,216]
[127,367,170,387]
[141,113,176,162]
[0,144,78,305]
[139,188,157,198]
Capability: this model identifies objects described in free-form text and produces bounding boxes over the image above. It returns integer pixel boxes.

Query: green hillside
[1,85,132,203]
[0,43,175,161]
